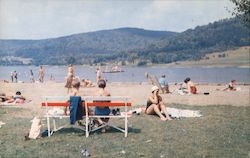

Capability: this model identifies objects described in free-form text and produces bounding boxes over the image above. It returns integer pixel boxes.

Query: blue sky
[0,0,235,39]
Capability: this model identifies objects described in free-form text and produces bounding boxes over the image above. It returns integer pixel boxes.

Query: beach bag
[28,117,42,139]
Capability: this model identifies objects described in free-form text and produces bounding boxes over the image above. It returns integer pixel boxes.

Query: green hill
[0,28,177,65]
[0,17,249,65]
[136,18,250,64]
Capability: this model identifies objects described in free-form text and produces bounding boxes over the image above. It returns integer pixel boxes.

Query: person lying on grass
[146,86,172,121]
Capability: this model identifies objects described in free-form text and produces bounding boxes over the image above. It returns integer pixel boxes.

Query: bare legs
[146,103,172,121]
[159,102,172,120]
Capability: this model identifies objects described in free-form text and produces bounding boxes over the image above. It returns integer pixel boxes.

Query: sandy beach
[1,82,249,116]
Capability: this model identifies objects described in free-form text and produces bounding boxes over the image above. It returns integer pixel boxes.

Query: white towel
[166,107,202,118]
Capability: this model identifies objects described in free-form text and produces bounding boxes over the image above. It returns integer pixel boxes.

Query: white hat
[151,86,159,92]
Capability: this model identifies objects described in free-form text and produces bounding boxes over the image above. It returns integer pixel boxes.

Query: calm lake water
[0,66,249,84]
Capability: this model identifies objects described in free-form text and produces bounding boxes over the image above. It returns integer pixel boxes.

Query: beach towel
[69,96,83,125]
[0,100,32,108]
[166,107,202,118]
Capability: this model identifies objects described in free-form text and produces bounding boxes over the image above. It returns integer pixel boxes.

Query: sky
[0,0,235,39]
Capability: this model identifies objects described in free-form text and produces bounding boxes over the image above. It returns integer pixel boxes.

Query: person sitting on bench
[94,79,111,132]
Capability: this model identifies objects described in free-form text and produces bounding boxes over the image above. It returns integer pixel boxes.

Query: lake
[0,66,249,84]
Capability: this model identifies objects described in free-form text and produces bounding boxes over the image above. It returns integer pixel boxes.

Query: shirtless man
[38,66,45,83]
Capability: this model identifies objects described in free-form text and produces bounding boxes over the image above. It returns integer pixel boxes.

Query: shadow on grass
[53,126,141,137]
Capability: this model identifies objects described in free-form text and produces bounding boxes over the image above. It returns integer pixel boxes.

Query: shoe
[116,108,121,115]
[112,109,117,115]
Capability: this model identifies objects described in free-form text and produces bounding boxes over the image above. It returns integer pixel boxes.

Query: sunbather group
[0,91,26,104]
[158,76,197,95]
[66,77,173,128]
[48,66,242,133]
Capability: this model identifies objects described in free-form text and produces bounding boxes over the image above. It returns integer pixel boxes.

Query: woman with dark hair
[94,79,111,132]
[184,77,197,94]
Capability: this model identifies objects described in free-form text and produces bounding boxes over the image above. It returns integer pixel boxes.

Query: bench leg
[47,115,51,137]
[86,117,89,137]
[125,115,128,137]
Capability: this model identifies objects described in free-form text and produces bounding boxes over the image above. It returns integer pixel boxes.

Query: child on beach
[184,77,197,94]
[145,86,172,121]
[172,83,186,95]
[223,80,238,91]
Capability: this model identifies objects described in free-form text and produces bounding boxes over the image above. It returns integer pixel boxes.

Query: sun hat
[151,86,159,92]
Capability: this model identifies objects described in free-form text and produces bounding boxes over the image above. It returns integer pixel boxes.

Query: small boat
[103,65,124,73]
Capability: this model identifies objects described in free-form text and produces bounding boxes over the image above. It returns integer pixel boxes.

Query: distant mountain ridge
[135,17,250,64]
[0,17,249,65]
[0,28,177,65]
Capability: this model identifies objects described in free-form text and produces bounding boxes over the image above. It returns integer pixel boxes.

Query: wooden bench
[41,96,132,137]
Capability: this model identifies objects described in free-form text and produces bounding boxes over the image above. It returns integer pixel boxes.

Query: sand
[0,82,249,117]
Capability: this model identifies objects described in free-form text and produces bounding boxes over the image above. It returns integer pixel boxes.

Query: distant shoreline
[0,64,249,68]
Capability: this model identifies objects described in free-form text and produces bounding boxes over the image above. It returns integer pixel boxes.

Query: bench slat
[87,102,131,107]
[41,102,70,107]
[41,102,131,107]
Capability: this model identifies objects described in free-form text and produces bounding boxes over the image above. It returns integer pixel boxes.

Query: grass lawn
[0,105,249,158]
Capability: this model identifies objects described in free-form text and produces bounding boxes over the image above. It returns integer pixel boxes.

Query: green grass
[0,105,249,158]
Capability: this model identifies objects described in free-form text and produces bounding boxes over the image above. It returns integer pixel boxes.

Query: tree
[231,0,250,26]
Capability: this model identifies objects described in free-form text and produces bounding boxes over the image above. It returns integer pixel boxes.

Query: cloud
[0,0,234,39]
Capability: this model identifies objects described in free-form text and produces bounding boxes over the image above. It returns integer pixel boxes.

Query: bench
[41,96,132,137]
[84,96,131,137]
[41,96,86,137]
